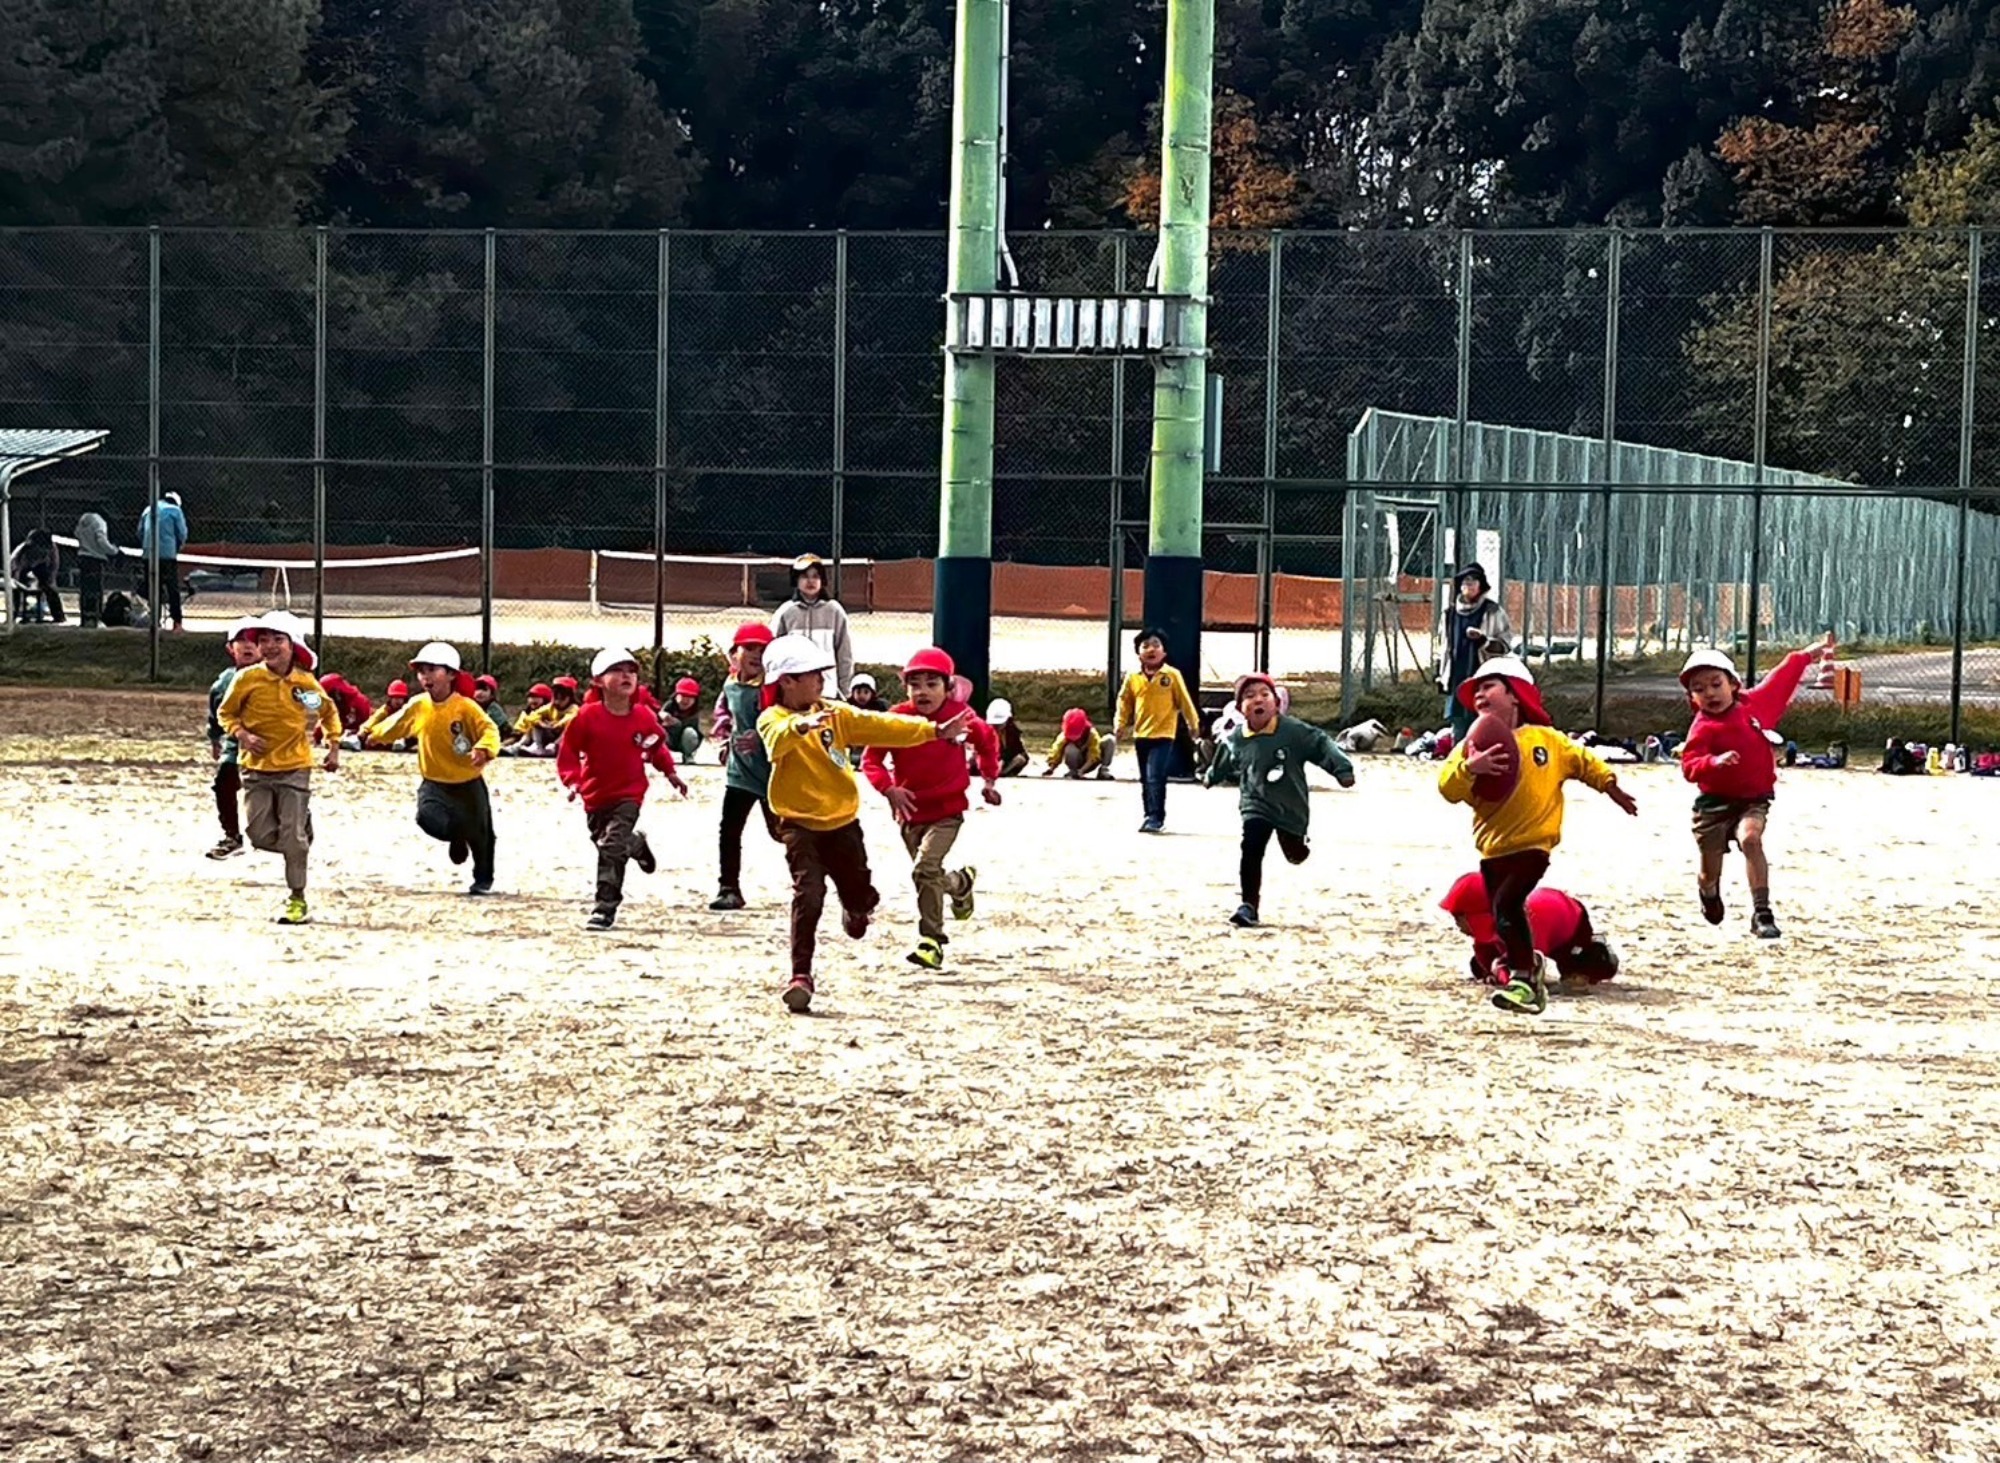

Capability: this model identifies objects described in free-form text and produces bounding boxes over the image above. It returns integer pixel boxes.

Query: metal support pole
[1951,227,1981,743]
[1451,230,1473,601]
[1593,231,1622,730]
[147,226,161,680]
[1108,235,1130,718]
[1747,228,1774,677]
[313,227,328,656]
[652,230,670,683]
[1256,232,1282,672]
[831,231,848,604]
[480,229,496,672]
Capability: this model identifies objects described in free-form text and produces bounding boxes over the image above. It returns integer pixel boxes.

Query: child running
[216,610,342,924]
[1679,633,1835,938]
[710,623,782,910]
[203,617,263,859]
[1437,656,1638,1015]
[758,634,967,1013]
[1203,673,1355,927]
[1114,628,1200,832]
[557,647,689,930]
[364,642,503,895]
[1043,707,1115,779]
[860,648,1001,971]
[1440,874,1622,987]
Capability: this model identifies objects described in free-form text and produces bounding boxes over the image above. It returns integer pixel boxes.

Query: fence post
[652,229,670,681]
[1256,231,1282,672]
[1594,230,1623,731]
[1747,227,1774,679]
[1107,233,1129,718]
[313,227,328,658]
[147,226,161,681]
[1452,230,1473,590]
[1952,226,1981,744]
[831,231,848,602]
[480,229,496,673]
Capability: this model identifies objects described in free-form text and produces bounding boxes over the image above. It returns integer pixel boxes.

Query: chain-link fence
[2,226,1996,736]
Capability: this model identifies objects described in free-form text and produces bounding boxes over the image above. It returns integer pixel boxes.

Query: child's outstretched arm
[1565,738,1638,816]
[1305,725,1358,788]
[1741,632,1834,727]
[836,703,946,750]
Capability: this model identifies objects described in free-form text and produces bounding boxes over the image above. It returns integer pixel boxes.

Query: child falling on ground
[1203,673,1355,928]
[860,648,1001,971]
[351,680,413,751]
[710,623,783,911]
[757,634,967,1013]
[1678,633,1835,939]
[557,648,689,930]
[662,676,705,763]
[1042,708,1115,779]
[1437,655,1638,1015]
[1115,628,1200,832]
[1440,874,1622,987]
[317,674,374,740]
[365,642,503,895]
[204,617,264,859]
[985,699,1031,776]
[216,610,342,925]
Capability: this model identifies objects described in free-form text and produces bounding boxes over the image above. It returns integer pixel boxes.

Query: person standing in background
[74,509,113,628]
[770,553,855,698]
[137,491,189,632]
[1437,562,1513,742]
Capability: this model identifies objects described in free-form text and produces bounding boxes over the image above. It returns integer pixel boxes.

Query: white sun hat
[591,646,640,678]
[985,698,1014,725]
[1679,648,1740,685]
[224,615,261,644]
[410,641,462,671]
[764,633,838,680]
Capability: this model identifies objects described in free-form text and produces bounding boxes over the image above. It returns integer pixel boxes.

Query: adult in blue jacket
[137,492,188,631]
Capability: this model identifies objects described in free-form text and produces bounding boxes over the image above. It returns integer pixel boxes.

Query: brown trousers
[243,768,313,893]
[780,820,879,977]
[899,815,969,939]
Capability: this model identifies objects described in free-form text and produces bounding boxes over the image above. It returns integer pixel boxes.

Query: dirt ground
[3,687,1998,1463]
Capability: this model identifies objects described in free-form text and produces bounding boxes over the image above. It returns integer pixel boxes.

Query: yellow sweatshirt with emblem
[368,692,500,783]
[1437,724,1618,859]
[1046,726,1105,771]
[218,664,342,773]
[1114,665,1200,743]
[757,701,939,832]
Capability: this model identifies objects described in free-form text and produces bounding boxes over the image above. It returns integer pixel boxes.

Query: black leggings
[1240,817,1309,909]
[1480,850,1551,977]
[718,785,780,892]
[416,777,496,882]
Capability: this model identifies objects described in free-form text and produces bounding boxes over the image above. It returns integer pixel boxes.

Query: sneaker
[709,888,746,911]
[587,909,615,931]
[205,835,243,861]
[466,879,493,897]
[1139,818,1163,834]
[841,905,870,940]
[276,894,309,926]
[1230,903,1258,928]
[1096,764,1113,780]
[782,974,815,1013]
[950,867,976,921]
[634,835,656,875]
[1491,956,1549,1015]
[1467,956,1490,984]
[448,837,469,866]
[1699,886,1725,926]
[1752,909,1781,940]
[908,937,944,970]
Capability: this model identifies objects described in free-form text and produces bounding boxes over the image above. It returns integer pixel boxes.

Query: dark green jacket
[1204,715,1355,836]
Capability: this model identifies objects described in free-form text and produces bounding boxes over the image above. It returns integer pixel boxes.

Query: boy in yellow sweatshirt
[1114,628,1201,832]
[1437,656,1638,1015]
[756,633,967,1013]
[216,610,343,924]
[366,641,503,895]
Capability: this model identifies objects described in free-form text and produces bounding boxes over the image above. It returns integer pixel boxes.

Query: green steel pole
[1144,0,1214,700]
[933,0,1003,699]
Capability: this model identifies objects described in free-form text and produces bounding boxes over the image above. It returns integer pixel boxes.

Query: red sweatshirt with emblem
[1680,650,1814,801]
[859,698,999,823]
[556,699,677,812]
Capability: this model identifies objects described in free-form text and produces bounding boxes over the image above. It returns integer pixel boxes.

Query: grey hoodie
[74,512,113,561]
[769,593,854,696]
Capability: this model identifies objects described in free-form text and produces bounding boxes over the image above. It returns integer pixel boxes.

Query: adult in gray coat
[74,509,114,627]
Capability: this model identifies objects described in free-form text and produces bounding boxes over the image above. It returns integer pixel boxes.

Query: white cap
[985,698,1013,725]
[411,641,462,671]
[764,633,837,680]
[256,608,308,642]
[1472,653,1536,685]
[1680,648,1740,685]
[850,672,876,691]
[163,491,182,506]
[591,646,639,678]
[225,615,261,644]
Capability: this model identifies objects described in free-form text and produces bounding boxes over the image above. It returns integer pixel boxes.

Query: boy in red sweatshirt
[557,647,689,930]
[859,647,1002,970]
[1679,633,1834,939]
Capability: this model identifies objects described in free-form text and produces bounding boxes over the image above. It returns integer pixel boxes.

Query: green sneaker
[277,894,310,926]
[1490,956,1548,1015]
[907,937,944,970]
[950,866,976,921]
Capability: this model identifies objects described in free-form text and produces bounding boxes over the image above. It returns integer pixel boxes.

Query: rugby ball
[1465,712,1521,804]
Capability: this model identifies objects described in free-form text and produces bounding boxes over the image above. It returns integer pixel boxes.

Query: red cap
[320,673,349,693]
[733,623,775,649]
[1233,672,1277,704]
[1439,872,1497,942]
[904,646,955,678]
[529,682,553,700]
[674,676,701,697]
[552,676,579,692]
[1061,708,1092,741]
[387,679,409,699]
[475,674,498,692]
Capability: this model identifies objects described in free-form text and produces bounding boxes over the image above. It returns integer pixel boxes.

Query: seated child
[1440,873,1621,986]
[473,674,512,738]
[503,683,554,752]
[350,679,415,751]
[662,676,705,762]
[519,677,580,757]
[847,673,883,712]
[1042,708,1115,779]
[985,699,1030,777]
